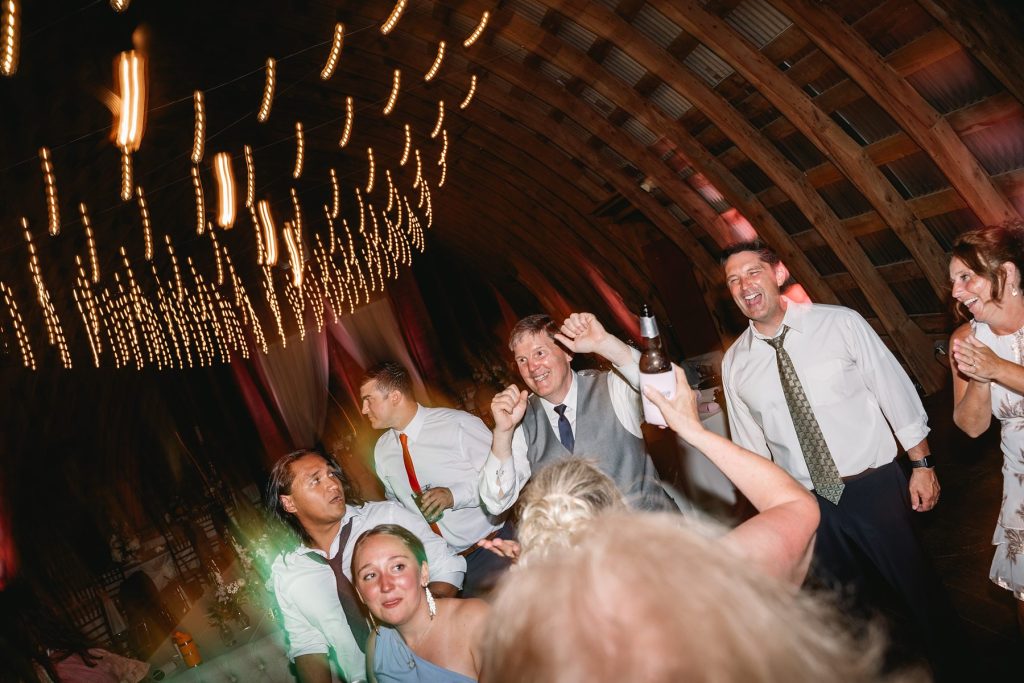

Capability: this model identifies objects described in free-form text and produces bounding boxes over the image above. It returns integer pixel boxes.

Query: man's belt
[459,529,502,557]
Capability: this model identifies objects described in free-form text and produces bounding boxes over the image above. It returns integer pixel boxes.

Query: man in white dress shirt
[360,361,512,596]
[720,241,962,676]
[268,448,465,683]
[480,312,677,514]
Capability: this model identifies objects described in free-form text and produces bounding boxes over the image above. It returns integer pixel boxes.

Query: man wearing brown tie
[267,448,464,683]
[361,362,512,597]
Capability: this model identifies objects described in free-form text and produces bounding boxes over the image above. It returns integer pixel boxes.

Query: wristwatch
[910,456,934,469]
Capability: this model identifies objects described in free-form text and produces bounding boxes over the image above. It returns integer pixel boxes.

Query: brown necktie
[306,519,370,650]
[763,326,845,504]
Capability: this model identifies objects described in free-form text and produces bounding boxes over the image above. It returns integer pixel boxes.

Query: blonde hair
[515,459,625,563]
[483,511,910,683]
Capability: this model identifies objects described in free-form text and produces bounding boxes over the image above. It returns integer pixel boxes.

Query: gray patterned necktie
[763,326,845,504]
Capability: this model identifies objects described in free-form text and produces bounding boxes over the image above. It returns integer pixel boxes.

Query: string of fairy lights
[0,0,493,370]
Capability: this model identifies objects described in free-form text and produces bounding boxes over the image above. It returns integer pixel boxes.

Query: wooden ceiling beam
[773,0,1020,226]
[917,0,1024,107]
[484,0,839,307]
[659,0,951,306]
[548,0,942,390]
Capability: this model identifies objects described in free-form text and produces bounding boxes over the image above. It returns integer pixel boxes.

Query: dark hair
[351,524,428,578]
[719,240,781,268]
[360,361,412,398]
[951,221,1024,322]
[508,314,559,351]
[265,447,363,546]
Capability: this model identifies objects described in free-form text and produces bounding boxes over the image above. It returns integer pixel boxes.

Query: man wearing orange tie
[361,362,512,597]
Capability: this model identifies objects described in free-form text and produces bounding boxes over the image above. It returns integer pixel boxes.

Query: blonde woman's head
[515,459,625,563]
[483,511,903,683]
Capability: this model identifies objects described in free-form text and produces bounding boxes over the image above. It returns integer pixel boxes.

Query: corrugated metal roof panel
[493,35,528,63]
[668,204,691,223]
[836,288,876,320]
[857,228,912,266]
[773,131,827,171]
[621,118,660,147]
[923,208,983,250]
[558,18,598,53]
[831,97,901,145]
[684,44,735,88]
[599,144,630,168]
[632,5,683,50]
[960,117,1024,176]
[508,0,548,26]
[804,244,846,275]
[487,73,515,94]
[881,150,951,199]
[561,116,591,141]
[725,0,793,49]
[891,279,941,315]
[905,50,1002,115]
[649,83,693,119]
[817,179,872,218]
[768,200,815,235]
[450,11,476,36]
[537,59,573,87]
[603,46,647,87]
[579,85,616,117]
[732,160,774,193]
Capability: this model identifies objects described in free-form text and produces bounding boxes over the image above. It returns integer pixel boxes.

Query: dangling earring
[424,585,436,620]
[367,611,380,635]
[1013,286,1019,297]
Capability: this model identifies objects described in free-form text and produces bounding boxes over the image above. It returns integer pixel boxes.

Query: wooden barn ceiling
[1,0,1022,394]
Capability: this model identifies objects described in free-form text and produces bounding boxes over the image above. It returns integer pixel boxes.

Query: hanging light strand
[190,164,206,234]
[329,168,340,219]
[320,23,345,80]
[366,147,376,194]
[80,202,100,284]
[191,90,206,164]
[463,10,490,48]
[383,69,400,116]
[425,41,445,81]
[135,185,153,260]
[460,74,477,109]
[38,147,61,235]
[213,151,237,228]
[1,0,20,77]
[243,144,255,209]
[400,123,411,166]
[380,0,407,35]
[293,120,305,178]
[431,100,444,138]
[339,95,354,147]
[257,57,276,123]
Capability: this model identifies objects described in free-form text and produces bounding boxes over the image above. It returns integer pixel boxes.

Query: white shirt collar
[394,403,426,443]
[746,297,810,345]
[296,503,367,559]
[537,370,578,414]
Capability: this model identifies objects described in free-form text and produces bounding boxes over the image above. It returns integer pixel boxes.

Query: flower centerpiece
[108,525,141,565]
[206,571,250,634]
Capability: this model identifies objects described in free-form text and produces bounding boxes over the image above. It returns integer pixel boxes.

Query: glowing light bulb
[120,146,134,201]
[213,151,237,228]
[258,57,276,123]
[460,75,477,109]
[191,90,206,164]
[110,0,130,12]
[383,69,400,116]
[339,96,354,147]
[283,221,303,289]
[80,203,100,284]
[425,41,445,81]
[209,227,224,286]
[431,100,444,139]
[381,0,407,35]
[413,149,422,189]
[438,128,448,165]
[463,10,489,48]
[321,23,344,80]
[244,144,255,209]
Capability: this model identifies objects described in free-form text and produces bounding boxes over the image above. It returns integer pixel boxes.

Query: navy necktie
[554,404,575,453]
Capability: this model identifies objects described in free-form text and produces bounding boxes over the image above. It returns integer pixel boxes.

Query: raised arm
[645,367,819,585]
[479,385,533,514]
[555,312,634,370]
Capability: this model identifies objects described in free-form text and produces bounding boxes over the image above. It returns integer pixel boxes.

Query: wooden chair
[65,584,113,649]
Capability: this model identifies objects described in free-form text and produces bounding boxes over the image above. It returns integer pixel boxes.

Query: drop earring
[424,585,436,619]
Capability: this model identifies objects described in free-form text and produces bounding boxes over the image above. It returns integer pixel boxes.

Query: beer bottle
[638,304,675,426]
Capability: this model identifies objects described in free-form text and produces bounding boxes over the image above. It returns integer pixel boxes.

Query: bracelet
[910,456,934,469]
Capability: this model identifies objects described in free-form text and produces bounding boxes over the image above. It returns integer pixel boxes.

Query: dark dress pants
[460,522,515,598]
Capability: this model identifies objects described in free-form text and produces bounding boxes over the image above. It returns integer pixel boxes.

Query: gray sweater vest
[521,369,677,512]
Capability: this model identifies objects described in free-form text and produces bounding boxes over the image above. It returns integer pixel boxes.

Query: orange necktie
[399,433,442,536]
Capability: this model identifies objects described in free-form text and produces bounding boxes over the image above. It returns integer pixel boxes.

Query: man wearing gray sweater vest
[479,312,677,514]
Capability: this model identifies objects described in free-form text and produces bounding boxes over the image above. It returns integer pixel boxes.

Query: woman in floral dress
[949,222,1024,636]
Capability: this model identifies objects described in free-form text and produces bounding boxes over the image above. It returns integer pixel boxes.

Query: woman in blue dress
[352,524,488,682]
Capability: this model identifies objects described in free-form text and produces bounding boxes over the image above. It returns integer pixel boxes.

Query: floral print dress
[973,321,1024,600]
